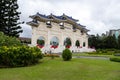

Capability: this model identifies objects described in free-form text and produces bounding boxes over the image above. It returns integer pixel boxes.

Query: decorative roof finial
[50,13,53,16]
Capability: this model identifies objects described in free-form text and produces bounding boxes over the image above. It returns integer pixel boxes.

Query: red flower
[66,45,71,48]
[79,46,82,48]
[37,44,44,48]
[51,45,58,49]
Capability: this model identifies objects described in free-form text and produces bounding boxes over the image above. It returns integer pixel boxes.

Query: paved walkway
[73,56,109,60]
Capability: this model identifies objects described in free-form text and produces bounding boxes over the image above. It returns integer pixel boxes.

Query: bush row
[98,49,120,53]
[43,54,60,57]
[110,57,120,62]
[0,46,43,67]
[87,49,120,55]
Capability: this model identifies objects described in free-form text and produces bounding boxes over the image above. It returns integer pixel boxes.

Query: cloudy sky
[18,0,120,38]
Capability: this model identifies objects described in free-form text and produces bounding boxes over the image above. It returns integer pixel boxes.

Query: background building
[106,29,120,39]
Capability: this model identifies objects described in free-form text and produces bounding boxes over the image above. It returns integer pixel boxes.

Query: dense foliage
[89,34,120,49]
[0,32,22,46]
[43,54,60,57]
[62,48,72,61]
[64,38,71,46]
[88,49,120,55]
[0,46,43,67]
[37,39,45,46]
[110,57,120,62]
[75,40,80,47]
[0,0,23,37]
[118,35,120,49]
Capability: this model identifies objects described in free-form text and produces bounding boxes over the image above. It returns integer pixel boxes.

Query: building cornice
[27,13,90,33]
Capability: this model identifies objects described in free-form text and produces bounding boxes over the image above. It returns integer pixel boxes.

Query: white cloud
[18,0,120,37]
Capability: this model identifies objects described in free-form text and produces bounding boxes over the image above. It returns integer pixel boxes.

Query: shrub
[62,48,72,61]
[44,54,60,57]
[101,49,107,53]
[114,50,120,53]
[96,49,101,53]
[110,57,120,62]
[114,53,120,56]
[0,32,22,47]
[0,46,43,67]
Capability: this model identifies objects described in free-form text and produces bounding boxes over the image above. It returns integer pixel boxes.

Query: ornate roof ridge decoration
[62,13,79,22]
[30,12,52,22]
[82,28,90,32]
[27,13,90,32]
[77,24,86,27]
[36,12,50,19]
[26,21,39,27]
[48,13,66,23]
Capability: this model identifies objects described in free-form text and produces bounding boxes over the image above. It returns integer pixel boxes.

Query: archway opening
[50,36,59,49]
[75,40,80,48]
[64,37,72,48]
[83,42,86,47]
[37,36,45,48]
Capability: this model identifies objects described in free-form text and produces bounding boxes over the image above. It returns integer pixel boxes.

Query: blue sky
[18,0,120,38]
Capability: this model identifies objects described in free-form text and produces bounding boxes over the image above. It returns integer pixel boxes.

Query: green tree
[0,0,23,37]
[89,34,119,49]
[118,35,120,49]
[88,35,98,48]
[75,40,80,47]
[64,38,71,46]
[37,40,45,46]
[104,35,117,49]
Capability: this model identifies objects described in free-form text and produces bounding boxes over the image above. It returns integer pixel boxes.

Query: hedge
[0,32,22,47]
[110,57,120,62]
[0,46,43,67]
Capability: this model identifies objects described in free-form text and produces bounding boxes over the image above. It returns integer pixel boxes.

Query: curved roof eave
[48,14,67,23]
[26,21,39,27]
[62,13,79,22]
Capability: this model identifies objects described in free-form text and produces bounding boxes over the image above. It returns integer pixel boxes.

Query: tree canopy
[88,34,119,49]
[0,0,23,37]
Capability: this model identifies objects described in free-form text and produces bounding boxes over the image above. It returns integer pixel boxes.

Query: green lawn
[72,53,114,57]
[0,58,120,80]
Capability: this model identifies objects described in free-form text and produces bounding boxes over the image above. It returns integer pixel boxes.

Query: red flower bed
[51,45,58,49]
[79,46,82,48]
[37,44,44,48]
[66,45,71,48]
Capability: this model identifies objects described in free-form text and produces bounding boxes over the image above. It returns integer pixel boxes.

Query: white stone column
[31,27,37,46]
[80,37,83,47]
[47,30,50,47]
[61,31,64,46]
[85,36,88,48]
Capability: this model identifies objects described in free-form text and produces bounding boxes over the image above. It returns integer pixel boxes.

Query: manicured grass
[72,53,114,57]
[0,58,120,80]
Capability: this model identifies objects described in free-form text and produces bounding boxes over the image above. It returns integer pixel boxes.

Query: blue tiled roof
[82,27,89,32]
[62,14,78,22]
[78,24,85,27]
[26,21,39,26]
[36,12,49,19]
[33,13,78,21]
[29,13,89,31]
[48,14,64,20]
[54,15,63,20]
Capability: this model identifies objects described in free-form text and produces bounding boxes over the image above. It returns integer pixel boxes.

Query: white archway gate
[27,13,95,53]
